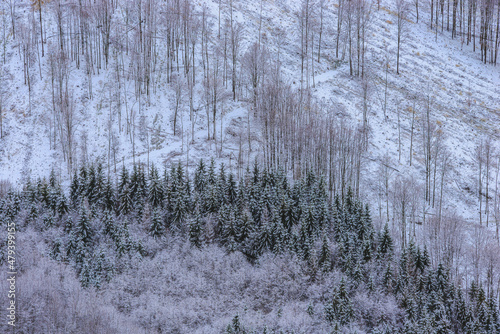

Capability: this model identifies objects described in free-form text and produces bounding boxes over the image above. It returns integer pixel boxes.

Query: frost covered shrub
[103,240,334,333]
[1,161,497,333]
[0,257,141,334]
[353,290,400,330]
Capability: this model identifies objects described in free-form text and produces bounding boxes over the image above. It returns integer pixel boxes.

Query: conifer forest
[0,0,499,332]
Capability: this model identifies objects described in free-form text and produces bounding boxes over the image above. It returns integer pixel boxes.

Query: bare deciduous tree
[396,0,410,74]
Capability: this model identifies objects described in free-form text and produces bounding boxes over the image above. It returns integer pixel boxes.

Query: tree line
[0,159,499,332]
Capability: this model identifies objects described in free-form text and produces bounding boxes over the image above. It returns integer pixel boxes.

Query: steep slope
[0,0,498,229]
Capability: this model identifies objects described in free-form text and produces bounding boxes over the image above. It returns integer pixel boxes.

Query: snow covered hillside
[1,0,500,332]
[0,0,498,226]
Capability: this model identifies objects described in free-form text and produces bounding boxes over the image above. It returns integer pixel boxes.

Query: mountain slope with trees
[1,161,499,332]
[0,0,499,332]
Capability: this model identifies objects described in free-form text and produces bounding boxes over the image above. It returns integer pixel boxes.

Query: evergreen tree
[252,160,260,186]
[171,190,188,227]
[115,221,132,257]
[225,314,246,334]
[66,230,77,259]
[74,239,87,268]
[64,216,73,234]
[23,178,37,204]
[325,278,353,326]
[57,192,69,217]
[129,164,141,201]
[102,210,116,237]
[194,159,207,193]
[79,259,92,288]
[130,164,147,214]
[37,178,50,207]
[49,238,63,261]
[251,217,274,256]
[301,205,317,238]
[118,183,133,216]
[362,239,373,263]
[86,164,97,205]
[207,158,217,185]
[377,223,394,259]
[204,184,219,214]
[102,178,115,212]
[117,165,129,199]
[318,234,332,271]
[149,209,164,239]
[217,163,228,205]
[189,211,204,248]
[70,170,80,207]
[77,165,89,201]
[219,205,238,247]
[485,295,500,333]
[93,162,105,206]
[271,217,287,254]
[76,207,94,245]
[236,209,254,243]
[148,164,164,208]
[226,173,237,205]
[383,264,394,293]
[298,222,313,261]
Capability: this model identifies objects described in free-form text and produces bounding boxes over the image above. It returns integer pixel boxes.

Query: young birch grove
[0,0,499,332]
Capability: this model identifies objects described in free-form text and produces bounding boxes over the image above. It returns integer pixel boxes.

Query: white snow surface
[0,0,499,227]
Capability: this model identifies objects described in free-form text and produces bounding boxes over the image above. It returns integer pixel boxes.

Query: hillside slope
[0,0,499,242]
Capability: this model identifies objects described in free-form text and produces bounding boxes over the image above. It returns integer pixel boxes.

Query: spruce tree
[226,173,237,205]
[79,259,92,288]
[207,159,217,185]
[76,207,94,245]
[70,170,80,207]
[148,164,164,208]
[23,178,37,204]
[378,223,394,259]
[194,159,207,193]
[86,164,97,205]
[189,211,204,248]
[325,278,353,326]
[217,163,228,205]
[77,165,89,201]
[236,209,254,243]
[149,209,164,239]
[102,210,116,237]
[57,192,69,217]
[49,239,63,261]
[318,234,332,271]
[117,165,129,199]
[102,178,115,212]
[118,183,133,216]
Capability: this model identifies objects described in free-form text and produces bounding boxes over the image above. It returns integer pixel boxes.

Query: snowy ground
[0,0,499,230]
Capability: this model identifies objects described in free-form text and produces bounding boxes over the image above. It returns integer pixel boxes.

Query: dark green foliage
[194,159,207,193]
[118,183,133,216]
[148,164,163,208]
[103,178,115,212]
[8,159,499,333]
[70,170,80,207]
[149,209,164,239]
[76,207,94,245]
[102,210,116,237]
[378,223,393,259]
[318,234,332,271]
[49,238,63,261]
[325,279,354,326]
[79,250,114,289]
[225,314,246,334]
[117,165,129,198]
[189,211,204,248]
